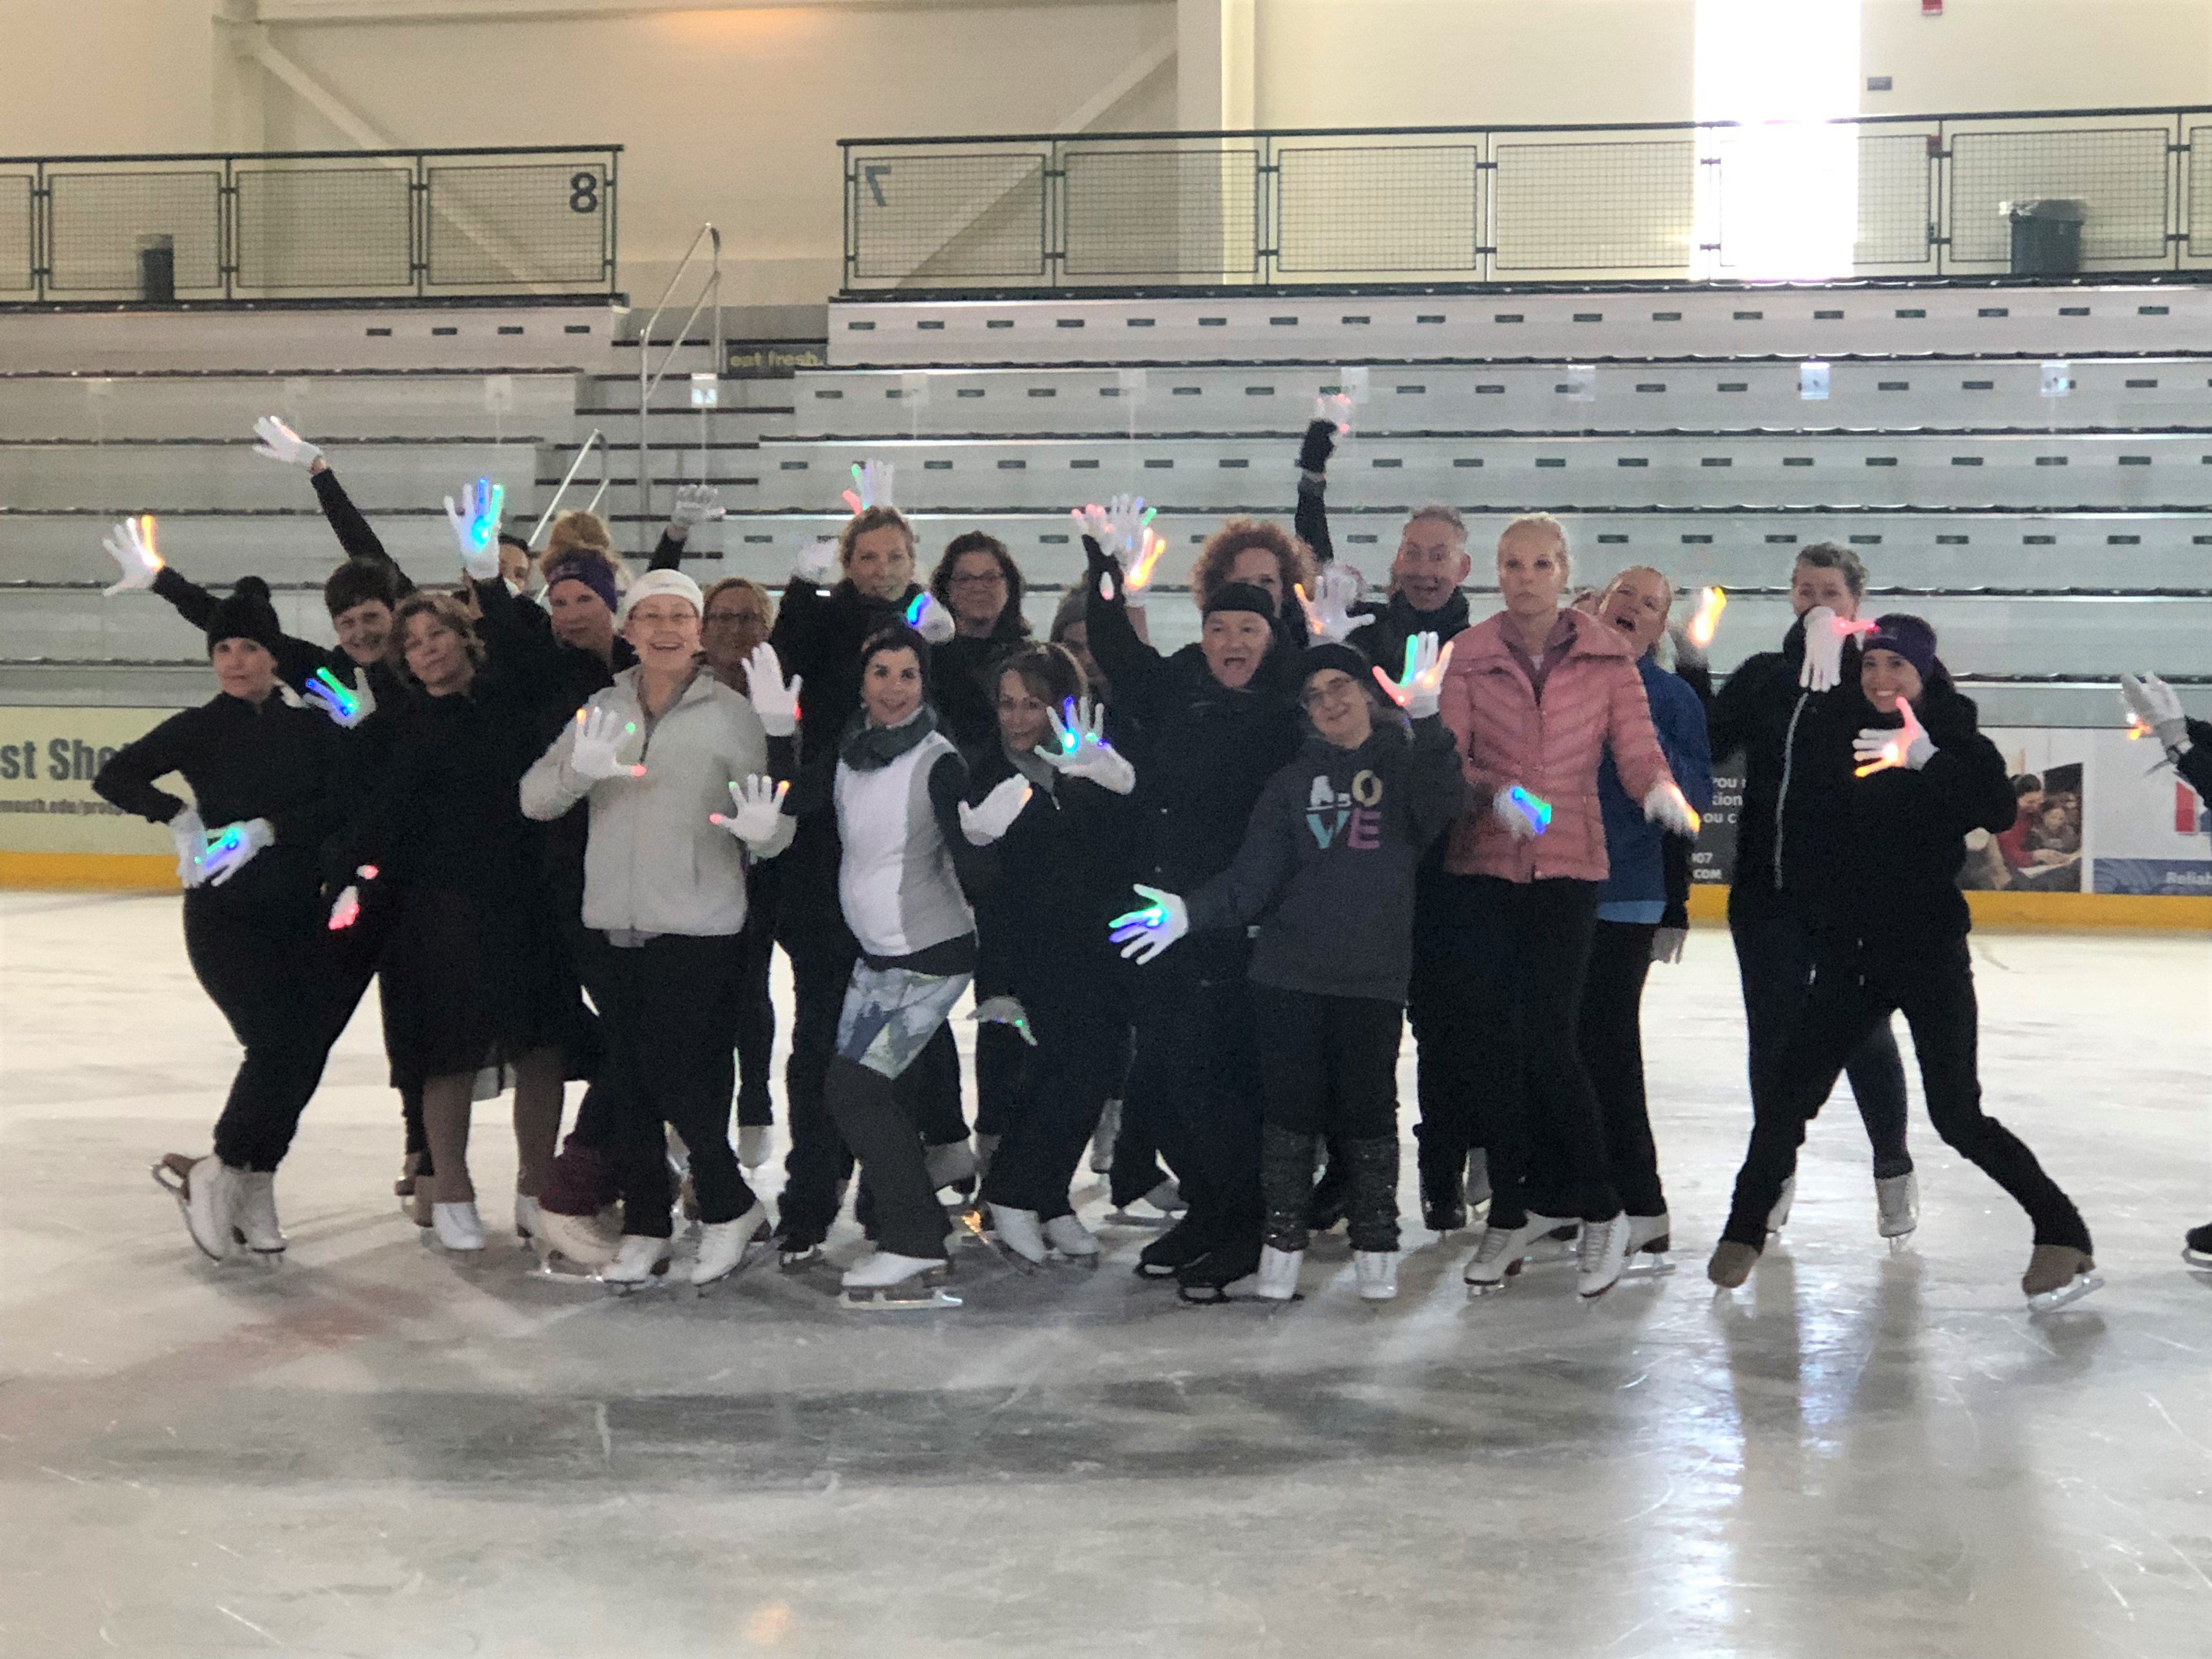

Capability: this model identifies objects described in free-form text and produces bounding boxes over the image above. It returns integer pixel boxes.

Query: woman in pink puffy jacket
[1435,514,1697,1301]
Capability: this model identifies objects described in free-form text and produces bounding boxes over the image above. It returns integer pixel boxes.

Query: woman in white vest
[520,569,797,1289]
[765,623,1029,1307]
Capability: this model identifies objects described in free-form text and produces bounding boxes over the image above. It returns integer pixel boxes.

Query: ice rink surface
[1,891,2207,1659]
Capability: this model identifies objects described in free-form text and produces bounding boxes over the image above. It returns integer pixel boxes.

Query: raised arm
[1082,535,1171,727]
[1293,416,1336,567]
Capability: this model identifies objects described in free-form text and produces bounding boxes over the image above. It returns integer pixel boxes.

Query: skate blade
[598,1260,673,1294]
[840,1286,962,1310]
[2027,1272,2103,1314]
[1620,1255,1678,1278]
[951,1207,1037,1275]
[1885,1232,1917,1255]
[1106,1208,1176,1228]
[2183,1249,2212,1271]
[778,1247,824,1269]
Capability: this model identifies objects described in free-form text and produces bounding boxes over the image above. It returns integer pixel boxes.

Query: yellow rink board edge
[4,852,2207,932]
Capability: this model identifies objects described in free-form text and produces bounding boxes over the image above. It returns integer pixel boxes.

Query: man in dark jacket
[1711,616,2098,1311]
[1707,543,1917,1240]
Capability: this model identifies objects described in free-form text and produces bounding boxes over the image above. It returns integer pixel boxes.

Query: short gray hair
[1403,505,1468,545]
[1794,541,1868,597]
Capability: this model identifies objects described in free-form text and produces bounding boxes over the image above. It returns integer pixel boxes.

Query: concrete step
[0,439,548,512]
[0,303,622,374]
[0,371,580,443]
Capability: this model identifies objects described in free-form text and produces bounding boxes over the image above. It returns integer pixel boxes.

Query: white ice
[1,892,2207,1657]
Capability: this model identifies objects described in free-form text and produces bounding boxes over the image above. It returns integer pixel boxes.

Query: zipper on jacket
[1772,689,1808,891]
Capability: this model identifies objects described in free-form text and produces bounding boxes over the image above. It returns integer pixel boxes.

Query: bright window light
[1695,0,1862,281]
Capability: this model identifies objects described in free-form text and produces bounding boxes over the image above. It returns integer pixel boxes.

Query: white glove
[168,806,208,887]
[958,774,1032,845]
[568,706,646,781]
[1643,781,1703,837]
[668,483,724,531]
[1652,926,1688,966]
[327,865,378,932]
[443,476,505,582]
[101,515,163,596]
[1110,884,1189,965]
[2120,672,2189,752]
[905,591,956,645]
[745,643,800,737]
[969,995,1037,1047]
[1039,696,1135,794]
[1297,564,1375,645]
[199,817,275,887]
[1313,392,1354,437]
[841,460,894,514]
[710,775,790,849]
[1798,605,1876,692]
[1373,631,1453,720]
[250,416,321,470]
[792,534,841,585]
[1072,495,1167,601]
[1853,699,1935,776]
[1492,783,1551,840]
[1685,585,1728,650]
[302,665,375,730]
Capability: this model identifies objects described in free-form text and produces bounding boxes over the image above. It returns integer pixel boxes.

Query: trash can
[137,234,176,303]
[2005,200,2084,278]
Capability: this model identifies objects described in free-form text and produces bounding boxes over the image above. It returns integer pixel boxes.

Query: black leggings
[584,932,758,1240]
[731,899,777,1128]
[1723,935,2087,1253]
[1731,907,1911,1178]
[1433,875,1619,1227]
[774,925,861,1244]
[1123,932,1264,1248]
[1253,985,1403,1254]
[185,889,343,1172]
[1576,919,1666,1218]
[981,971,1126,1221]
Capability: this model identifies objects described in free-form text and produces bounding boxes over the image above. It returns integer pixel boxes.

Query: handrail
[529,427,607,548]
[634,222,723,529]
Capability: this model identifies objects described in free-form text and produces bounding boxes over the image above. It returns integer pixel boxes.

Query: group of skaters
[95,413,2207,1313]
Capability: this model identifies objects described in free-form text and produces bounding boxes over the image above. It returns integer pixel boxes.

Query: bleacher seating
[4,283,2206,727]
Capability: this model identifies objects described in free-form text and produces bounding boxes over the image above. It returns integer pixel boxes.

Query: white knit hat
[616,567,704,624]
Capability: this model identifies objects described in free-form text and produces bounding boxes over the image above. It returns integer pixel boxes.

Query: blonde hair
[389,589,486,681]
[538,510,628,591]
[838,505,916,568]
[1189,517,1317,609]
[1498,512,1571,579]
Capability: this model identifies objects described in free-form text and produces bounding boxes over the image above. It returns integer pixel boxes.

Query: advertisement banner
[0,708,179,856]
[2087,727,2212,896]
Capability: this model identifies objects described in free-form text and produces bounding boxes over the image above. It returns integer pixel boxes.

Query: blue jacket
[1596,657,1713,920]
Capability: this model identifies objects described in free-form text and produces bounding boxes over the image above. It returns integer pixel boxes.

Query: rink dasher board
[826,286,2212,370]
[729,433,2212,514]
[784,358,2211,441]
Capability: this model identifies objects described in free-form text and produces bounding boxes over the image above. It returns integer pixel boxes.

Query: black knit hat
[1203,581,1276,619]
[1299,641,1372,687]
[206,576,285,657]
[322,556,399,620]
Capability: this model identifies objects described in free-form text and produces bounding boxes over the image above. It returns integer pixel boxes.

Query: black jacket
[932,617,1031,762]
[1777,671,2015,946]
[966,744,1137,999]
[1707,613,1868,922]
[1189,714,1466,1002]
[2176,718,2212,806]
[1085,561,1301,898]
[1292,423,1472,671]
[94,692,344,917]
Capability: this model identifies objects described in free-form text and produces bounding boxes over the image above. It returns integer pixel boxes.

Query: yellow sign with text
[0,707,183,882]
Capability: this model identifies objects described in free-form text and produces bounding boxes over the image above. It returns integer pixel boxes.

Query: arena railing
[0,145,620,303]
[838,106,2212,294]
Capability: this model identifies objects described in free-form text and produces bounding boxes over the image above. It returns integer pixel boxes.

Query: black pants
[776,926,861,1245]
[905,1024,969,1146]
[974,1018,1028,1141]
[731,895,777,1128]
[1253,985,1403,1253]
[981,974,1125,1221]
[1431,876,1620,1227]
[1404,858,1464,1186]
[1731,907,1911,1178]
[1574,919,1666,1218]
[185,886,343,1172]
[1723,936,2089,1253]
[1124,932,1264,1248]
[583,932,758,1240]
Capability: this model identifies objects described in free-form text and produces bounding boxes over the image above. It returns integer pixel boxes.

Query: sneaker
[600,1233,674,1286]
[152,1153,241,1262]
[1089,1101,1120,1173]
[235,1170,286,1254]
[432,1200,487,1252]
[1766,1176,1796,1235]
[691,1202,772,1286]
[2186,1222,2212,1269]
[1464,1215,1553,1294]
[1876,1171,1919,1240]
[1707,1240,1760,1289]
[988,1204,1052,1265]
[1353,1251,1398,1301]
[535,1205,619,1268]
[1575,1215,1633,1300]
[1255,1244,1304,1302]
[737,1125,772,1169]
[2022,1245,2102,1312]
[1042,1213,1100,1260]
[924,1139,978,1193]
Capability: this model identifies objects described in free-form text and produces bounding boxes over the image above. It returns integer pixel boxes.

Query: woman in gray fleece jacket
[521,569,794,1290]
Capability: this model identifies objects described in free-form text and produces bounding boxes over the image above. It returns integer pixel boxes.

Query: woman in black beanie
[96,577,351,1263]
[1708,615,2099,1311]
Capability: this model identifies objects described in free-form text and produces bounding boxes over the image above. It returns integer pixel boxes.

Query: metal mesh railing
[840,105,2211,291]
[0,145,620,301]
